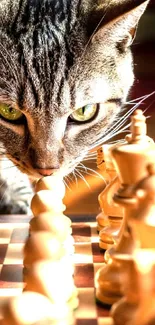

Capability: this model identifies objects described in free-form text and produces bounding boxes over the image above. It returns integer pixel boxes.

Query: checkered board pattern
[0,214,113,325]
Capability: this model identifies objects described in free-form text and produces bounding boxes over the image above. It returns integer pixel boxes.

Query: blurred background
[64,0,155,217]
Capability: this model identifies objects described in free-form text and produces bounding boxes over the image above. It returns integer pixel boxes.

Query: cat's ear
[91,0,149,45]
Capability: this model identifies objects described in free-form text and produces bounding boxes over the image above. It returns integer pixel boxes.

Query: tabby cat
[0,0,149,213]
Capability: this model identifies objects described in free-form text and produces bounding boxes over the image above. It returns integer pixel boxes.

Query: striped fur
[0,0,149,213]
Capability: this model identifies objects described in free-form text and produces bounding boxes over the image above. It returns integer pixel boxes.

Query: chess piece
[128,163,155,249]
[31,190,66,216]
[95,110,155,306]
[29,213,74,258]
[130,249,155,325]
[24,260,79,310]
[23,232,66,268]
[30,176,74,254]
[31,175,66,216]
[110,255,139,325]
[110,163,155,325]
[0,291,75,325]
[99,175,123,250]
[35,175,66,197]
[23,175,78,312]
[96,146,110,230]
[96,145,123,247]
[30,212,72,237]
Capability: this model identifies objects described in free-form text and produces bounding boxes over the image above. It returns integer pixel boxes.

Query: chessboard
[0,214,113,325]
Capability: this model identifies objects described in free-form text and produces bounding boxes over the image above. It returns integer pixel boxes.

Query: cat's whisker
[77,163,92,174]
[143,99,155,115]
[72,170,78,187]
[91,124,130,149]
[78,169,100,180]
[89,97,149,150]
[78,165,105,181]
[106,91,155,135]
[77,167,101,179]
[65,174,75,187]
[74,168,90,189]
[63,178,72,191]
[78,162,88,171]
[91,90,155,149]
[85,138,125,160]
[125,91,155,104]
[84,158,96,162]
[83,158,97,162]
[77,163,106,183]
[85,152,97,158]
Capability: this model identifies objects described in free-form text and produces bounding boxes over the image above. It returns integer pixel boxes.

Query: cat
[0,0,149,214]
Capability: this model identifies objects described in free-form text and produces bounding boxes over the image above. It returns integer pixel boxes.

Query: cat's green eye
[70,104,98,122]
[0,103,23,121]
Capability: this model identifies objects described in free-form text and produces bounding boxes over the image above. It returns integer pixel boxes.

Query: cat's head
[0,0,149,179]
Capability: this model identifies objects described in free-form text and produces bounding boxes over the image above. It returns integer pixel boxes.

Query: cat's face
[0,0,148,179]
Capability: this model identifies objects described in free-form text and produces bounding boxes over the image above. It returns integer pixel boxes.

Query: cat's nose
[36,168,58,176]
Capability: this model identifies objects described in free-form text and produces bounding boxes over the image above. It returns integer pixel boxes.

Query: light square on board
[4,244,24,265]
[0,229,12,244]
[98,317,114,325]
[10,227,29,243]
[75,288,97,319]
[74,242,93,264]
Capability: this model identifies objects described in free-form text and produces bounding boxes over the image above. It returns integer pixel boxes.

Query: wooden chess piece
[96,145,123,249]
[30,212,72,237]
[130,250,155,325]
[111,163,155,325]
[99,175,123,250]
[96,146,111,231]
[31,175,66,216]
[0,291,75,325]
[23,175,78,311]
[111,161,155,323]
[128,163,155,249]
[95,109,155,306]
[24,231,66,268]
[24,260,79,310]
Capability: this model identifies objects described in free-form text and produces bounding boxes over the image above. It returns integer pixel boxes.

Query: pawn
[24,260,79,310]
[31,190,66,216]
[35,175,66,198]
[31,175,66,217]
[23,232,66,267]
[30,213,74,256]
[0,291,75,325]
[30,212,72,241]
